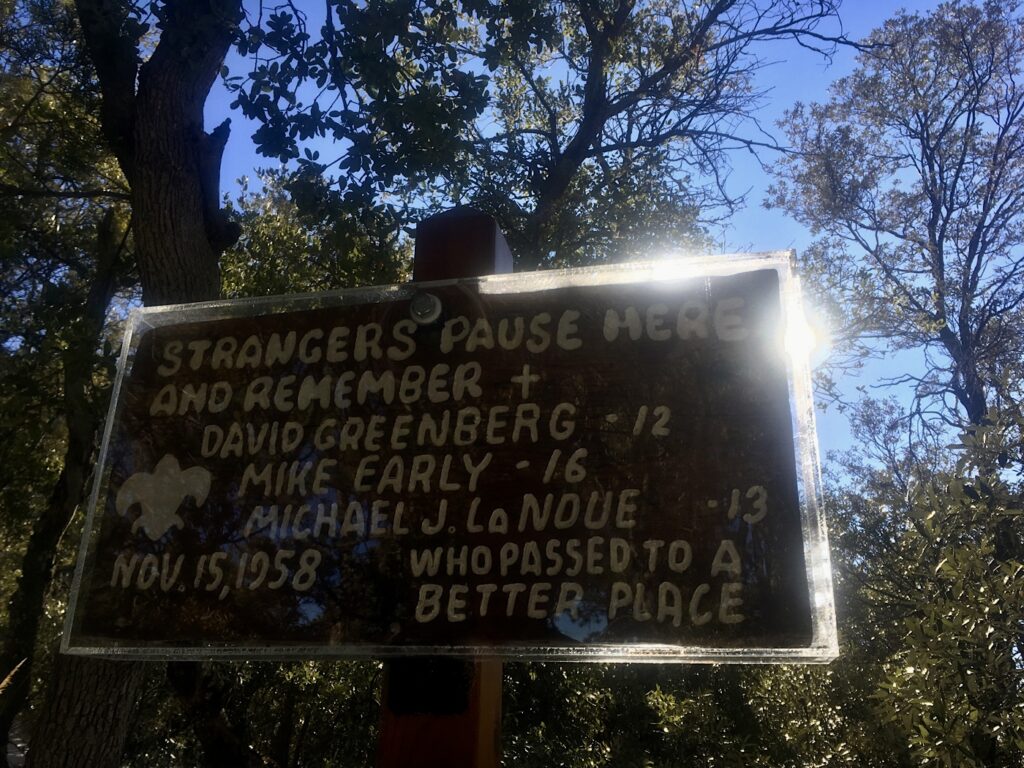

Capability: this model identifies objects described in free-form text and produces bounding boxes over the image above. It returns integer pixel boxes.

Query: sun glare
[647,254,704,283]
[784,301,831,368]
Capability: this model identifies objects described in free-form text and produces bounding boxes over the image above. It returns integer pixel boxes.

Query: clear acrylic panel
[63,254,838,662]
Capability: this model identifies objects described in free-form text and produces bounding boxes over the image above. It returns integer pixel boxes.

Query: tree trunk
[25,654,145,768]
[0,211,124,744]
[26,1,245,765]
[129,0,240,304]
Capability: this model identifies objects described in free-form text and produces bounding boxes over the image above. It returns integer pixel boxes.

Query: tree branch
[0,182,129,201]
[72,0,140,181]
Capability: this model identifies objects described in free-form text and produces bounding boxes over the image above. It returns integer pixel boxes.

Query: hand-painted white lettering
[211,336,237,369]
[642,539,666,571]
[554,582,583,620]
[297,329,323,363]
[447,585,469,621]
[606,581,742,626]
[667,540,692,572]
[711,539,742,578]
[526,583,551,618]
[501,583,527,614]
[150,381,232,416]
[415,584,443,622]
[719,582,745,623]
[157,340,183,376]
[713,297,748,340]
[604,298,750,342]
[645,304,672,340]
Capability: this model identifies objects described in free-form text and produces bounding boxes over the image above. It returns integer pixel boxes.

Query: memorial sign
[63,255,837,661]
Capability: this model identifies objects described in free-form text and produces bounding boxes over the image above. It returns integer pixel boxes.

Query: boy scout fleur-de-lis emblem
[115,454,212,541]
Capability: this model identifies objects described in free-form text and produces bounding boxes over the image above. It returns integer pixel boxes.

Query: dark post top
[412,207,513,281]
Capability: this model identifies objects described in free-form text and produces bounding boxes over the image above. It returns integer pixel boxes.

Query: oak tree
[769,0,1024,431]
[770,4,1024,764]
[0,0,134,748]
[236,0,848,267]
[16,0,248,764]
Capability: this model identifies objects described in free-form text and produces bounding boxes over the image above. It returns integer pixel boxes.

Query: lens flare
[784,301,831,368]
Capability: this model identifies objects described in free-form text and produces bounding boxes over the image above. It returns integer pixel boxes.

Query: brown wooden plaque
[64,258,837,661]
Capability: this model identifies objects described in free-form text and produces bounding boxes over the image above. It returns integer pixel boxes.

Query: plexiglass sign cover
[64,255,837,661]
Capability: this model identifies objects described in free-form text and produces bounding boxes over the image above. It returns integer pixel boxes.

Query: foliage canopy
[1,1,1023,766]
[233,0,846,266]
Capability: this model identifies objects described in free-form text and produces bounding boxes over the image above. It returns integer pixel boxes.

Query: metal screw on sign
[409,292,443,325]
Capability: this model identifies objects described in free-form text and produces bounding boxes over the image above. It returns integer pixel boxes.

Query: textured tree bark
[21,1,245,765]
[25,654,145,768]
[129,0,240,304]
[0,211,124,744]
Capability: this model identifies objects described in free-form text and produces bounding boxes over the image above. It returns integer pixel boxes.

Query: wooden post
[410,206,514,281]
[375,207,510,768]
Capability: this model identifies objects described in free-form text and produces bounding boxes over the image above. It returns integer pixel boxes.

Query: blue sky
[205,1,944,455]
[210,1,942,227]
[724,0,940,253]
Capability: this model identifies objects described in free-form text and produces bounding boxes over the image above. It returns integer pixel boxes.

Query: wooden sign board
[63,256,837,661]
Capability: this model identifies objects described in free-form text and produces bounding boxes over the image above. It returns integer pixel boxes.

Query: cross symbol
[511,364,541,398]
